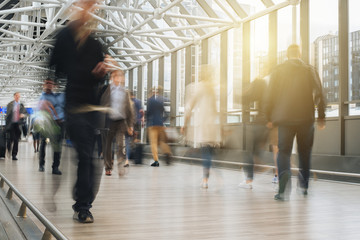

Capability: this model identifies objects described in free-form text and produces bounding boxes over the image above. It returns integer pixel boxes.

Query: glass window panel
[133,68,138,95]
[164,55,171,100]
[125,71,129,89]
[208,34,221,111]
[250,15,268,80]
[176,48,186,126]
[310,0,339,117]
[349,0,360,116]
[153,59,159,88]
[227,27,243,123]
[235,0,266,14]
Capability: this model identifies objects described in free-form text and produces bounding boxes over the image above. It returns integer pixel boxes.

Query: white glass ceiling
[0,0,291,106]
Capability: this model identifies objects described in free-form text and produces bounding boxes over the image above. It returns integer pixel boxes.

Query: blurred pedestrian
[100,69,134,176]
[265,44,326,201]
[238,78,268,189]
[125,91,144,164]
[37,78,65,175]
[6,92,28,160]
[182,65,221,188]
[50,0,111,223]
[146,86,172,167]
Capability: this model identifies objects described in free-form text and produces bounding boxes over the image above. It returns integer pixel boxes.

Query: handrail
[0,172,69,240]
[147,153,360,178]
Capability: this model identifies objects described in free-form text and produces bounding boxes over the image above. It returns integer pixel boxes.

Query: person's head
[287,44,301,59]
[129,91,135,98]
[14,92,20,102]
[156,85,163,96]
[43,78,55,94]
[110,69,125,86]
[198,64,215,83]
[73,0,100,26]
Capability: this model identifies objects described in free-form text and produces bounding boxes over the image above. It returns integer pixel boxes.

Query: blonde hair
[198,64,215,82]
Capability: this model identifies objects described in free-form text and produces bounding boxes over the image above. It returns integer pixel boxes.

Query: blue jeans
[201,145,213,178]
[277,122,314,194]
[244,124,268,180]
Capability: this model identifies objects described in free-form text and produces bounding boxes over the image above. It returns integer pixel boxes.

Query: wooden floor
[1,141,360,240]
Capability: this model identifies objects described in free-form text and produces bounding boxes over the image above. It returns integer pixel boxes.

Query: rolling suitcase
[133,143,143,164]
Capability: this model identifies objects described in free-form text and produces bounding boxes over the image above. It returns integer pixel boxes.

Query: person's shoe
[105,170,112,176]
[165,154,172,165]
[238,180,253,189]
[297,187,308,196]
[52,168,62,175]
[272,176,278,184]
[73,210,94,223]
[274,193,289,201]
[124,163,130,167]
[12,156,18,160]
[151,161,159,167]
[39,166,45,172]
[200,182,208,189]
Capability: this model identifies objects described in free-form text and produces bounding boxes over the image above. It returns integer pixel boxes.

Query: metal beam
[242,21,250,151]
[196,0,219,18]
[225,0,248,19]
[220,31,228,130]
[170,51,177,127]
[147,61,153,99]
[158,56,164,89]
[300,0,309,63]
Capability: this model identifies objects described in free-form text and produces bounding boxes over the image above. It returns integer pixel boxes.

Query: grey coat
[99,85,135,130]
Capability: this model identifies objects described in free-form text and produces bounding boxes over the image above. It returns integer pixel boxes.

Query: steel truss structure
[0,0,294,106]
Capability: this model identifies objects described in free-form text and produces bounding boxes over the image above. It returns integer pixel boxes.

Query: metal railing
[0,172,69,240]
[146,153,360,179]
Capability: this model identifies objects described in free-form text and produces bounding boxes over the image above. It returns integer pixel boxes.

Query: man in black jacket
[265,44,326,201]
[6,92,28,160]
[50,0,110,223]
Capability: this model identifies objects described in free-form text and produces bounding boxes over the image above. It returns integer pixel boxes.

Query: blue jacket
[146,95,167,127]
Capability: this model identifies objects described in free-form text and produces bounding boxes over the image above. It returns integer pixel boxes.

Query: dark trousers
[277,122,314,194]
[7,123,21,157]
[244,124,268,180]
[39,122,64,169]
[67,113,102,211]
[104,119,127,171]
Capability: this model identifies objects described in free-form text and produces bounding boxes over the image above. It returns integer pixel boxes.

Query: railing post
[17,202,27,218]
[41,228,53,240]
[0,178,4,188]
[6,188,13,200]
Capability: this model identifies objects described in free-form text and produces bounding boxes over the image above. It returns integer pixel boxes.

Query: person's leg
[32,133,37,152]
[52,124,63,175]
[104,121,116,173]
[158,126,172,164]
[67,113,98,223]
[296,123,314,192]
[115,122,126,163]
[124,133,132,166]
[39,136,46,171]
[201,145,213,188]
[276,125,296,199]
[12,123,21,159]
[148,126,159,166]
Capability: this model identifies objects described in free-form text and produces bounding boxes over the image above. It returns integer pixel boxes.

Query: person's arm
[126,92,135,135]
[20,103,28,119]
[311,67,326,129]
[263,71,277,124]
[5,102,12,127]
